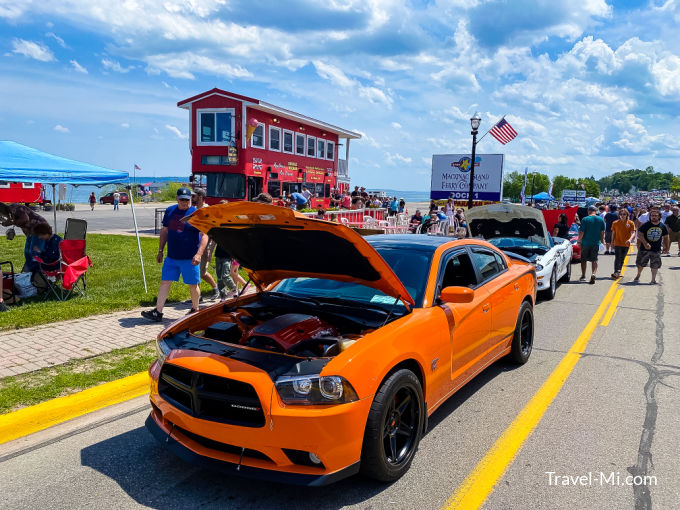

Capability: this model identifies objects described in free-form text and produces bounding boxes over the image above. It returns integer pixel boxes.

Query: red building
[178,88,361,207]
[0,181,43,204]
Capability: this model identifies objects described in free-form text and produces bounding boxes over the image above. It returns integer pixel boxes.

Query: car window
[440,251,478,289]
[493,252,506,270]
[470,249,504,283]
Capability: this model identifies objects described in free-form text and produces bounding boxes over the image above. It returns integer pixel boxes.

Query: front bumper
[147,357,372,485]
[145,413,360,486]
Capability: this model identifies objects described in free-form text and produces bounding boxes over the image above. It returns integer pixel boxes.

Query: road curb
[0,371,149,445]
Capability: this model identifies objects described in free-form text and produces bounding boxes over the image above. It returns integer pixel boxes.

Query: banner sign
[561,189,586,201]
[430,154,504,201]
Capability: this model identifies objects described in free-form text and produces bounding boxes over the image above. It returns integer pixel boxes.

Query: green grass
[0,234,220,331]
[0,342,156,414]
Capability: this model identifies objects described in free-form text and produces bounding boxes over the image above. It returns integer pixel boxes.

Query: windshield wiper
[262,291,321,307]
[311,296,393,315]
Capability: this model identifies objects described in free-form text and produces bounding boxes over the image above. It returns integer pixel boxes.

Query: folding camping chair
[1,260,16,304]
[65,217,87,241]
[34,239,92,301]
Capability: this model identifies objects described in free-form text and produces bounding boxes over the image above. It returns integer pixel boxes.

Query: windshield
[273,246,432,309]
[488,237,548,250]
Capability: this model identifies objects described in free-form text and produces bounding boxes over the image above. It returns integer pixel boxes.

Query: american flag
[489,118,517,145]
[134,164,141,170]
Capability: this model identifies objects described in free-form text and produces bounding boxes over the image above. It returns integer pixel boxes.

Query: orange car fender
[321,308,452,408]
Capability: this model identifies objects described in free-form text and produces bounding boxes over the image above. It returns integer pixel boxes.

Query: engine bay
[188,292,394,358]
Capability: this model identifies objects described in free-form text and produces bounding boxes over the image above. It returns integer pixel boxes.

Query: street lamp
[467,113,481,210]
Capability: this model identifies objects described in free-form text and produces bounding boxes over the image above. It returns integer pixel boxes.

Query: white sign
[431,154,504,201]
[561,189,586,201]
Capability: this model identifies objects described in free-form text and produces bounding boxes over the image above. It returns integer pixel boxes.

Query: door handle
[514,283,520,291]
[482,303,491,313]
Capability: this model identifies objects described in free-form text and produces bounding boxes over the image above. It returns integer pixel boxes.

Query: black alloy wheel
[360,369,424,482]
[510,301,534,364]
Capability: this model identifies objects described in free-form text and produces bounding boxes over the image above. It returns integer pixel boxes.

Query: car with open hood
[467,204,573,299]
[146,202,537,485]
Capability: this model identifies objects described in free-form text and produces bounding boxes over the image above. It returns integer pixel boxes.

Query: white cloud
[391,122,402,129]
[385,152,413,165]
[11,38,55,62]
[53,124,70,133]
[165,124,187,139]
[45,32,66,48]
[102,58,134,73]
[121,122,130,128]
[69,59,88,74]
[145,53,252,79]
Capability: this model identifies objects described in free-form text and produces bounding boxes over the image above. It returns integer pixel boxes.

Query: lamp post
[467,113,481,210]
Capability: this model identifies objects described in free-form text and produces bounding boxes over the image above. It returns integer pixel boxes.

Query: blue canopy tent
[0,141,147,292]
[530,191,555,201]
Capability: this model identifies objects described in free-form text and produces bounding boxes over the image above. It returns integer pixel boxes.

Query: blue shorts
[161,257,200,285]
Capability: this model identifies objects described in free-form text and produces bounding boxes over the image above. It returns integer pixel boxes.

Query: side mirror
[440,286,474,304]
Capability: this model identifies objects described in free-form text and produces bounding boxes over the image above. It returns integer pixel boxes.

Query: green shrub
[158,182,184,202]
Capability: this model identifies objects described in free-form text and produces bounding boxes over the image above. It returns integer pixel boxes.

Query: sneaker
[184,296,204,304]
[579,276,586,282]
[589,275,596,284]
[211,288,220,300]
[186,307,199,315]
[141,309,163,322]
[0,301,9,312]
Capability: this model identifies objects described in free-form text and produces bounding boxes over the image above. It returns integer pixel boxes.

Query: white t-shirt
[661,210,672,222]
[638,212,650,224]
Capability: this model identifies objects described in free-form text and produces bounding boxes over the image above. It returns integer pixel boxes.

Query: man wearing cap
[578,205,606,284]
[141,187,209,321]
[191,188,219,301]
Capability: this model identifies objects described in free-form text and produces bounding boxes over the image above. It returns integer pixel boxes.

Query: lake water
[53,179,430,204]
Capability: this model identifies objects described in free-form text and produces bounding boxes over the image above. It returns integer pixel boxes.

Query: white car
[466,204,573,299]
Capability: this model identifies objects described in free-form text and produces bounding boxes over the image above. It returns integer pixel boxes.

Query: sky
[1,0,680,190]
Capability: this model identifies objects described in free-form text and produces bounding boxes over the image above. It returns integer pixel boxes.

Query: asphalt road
[1,252,679,510]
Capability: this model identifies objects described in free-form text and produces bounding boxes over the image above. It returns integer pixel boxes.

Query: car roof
[366,234,459,254]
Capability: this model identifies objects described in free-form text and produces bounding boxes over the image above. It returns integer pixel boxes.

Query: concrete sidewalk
[0,300,203,378]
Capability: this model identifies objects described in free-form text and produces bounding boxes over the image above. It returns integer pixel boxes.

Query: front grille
[159,364,265,427]
[172,423,273,463]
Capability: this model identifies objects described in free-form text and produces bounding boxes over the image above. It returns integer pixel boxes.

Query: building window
[251,123,265,149]
[201,155,235,165]
[21,182,35,189]
[326,141,335,160]
[317,139,325,159]
[197,109,235,145]
[206,173,246,199]
[282,130,294,154]
[307,136,316,157]
[269,126,281,151]
[316,183,325,197]
[295,133,305,155]
[267,180,281,198]
[0,181,10,189]
[283,182,301,196]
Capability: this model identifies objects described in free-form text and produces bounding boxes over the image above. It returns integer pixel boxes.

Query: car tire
[99,199,104,205]
[509,300,533,364]
[560,261,571,282]
[541,268,557,300]
[360,369,425,482]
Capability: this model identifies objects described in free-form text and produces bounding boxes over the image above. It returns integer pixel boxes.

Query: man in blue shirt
[578,205,606,284]
[289,191,309,210]
[142,187,209,321]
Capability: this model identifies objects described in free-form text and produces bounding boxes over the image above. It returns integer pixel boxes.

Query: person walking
[191,188,219,300]
[553,213,569,238]
[634,208,669,284]
[141,187,208,322]
[577,205,605,284]
[88,192,96,211]
[113,191,120,211]
[664,206,680,256]
[603,204,618,254]
[610,208,636,279]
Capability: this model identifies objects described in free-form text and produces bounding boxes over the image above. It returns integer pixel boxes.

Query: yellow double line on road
[443,252,631,510]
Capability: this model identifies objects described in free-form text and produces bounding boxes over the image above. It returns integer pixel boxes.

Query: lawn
[0,342,155,413]
[0,234,222,331]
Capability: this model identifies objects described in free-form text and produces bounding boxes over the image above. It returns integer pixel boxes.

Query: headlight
[276,375,359,405]
[155,338,172,364]
[534,263,544,272]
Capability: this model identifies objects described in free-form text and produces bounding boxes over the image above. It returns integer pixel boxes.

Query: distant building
[178,88,361,206]
[0,181,43,204]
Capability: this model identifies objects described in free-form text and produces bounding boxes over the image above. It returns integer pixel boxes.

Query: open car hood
[466,204,550,247]
[187,202,414,307]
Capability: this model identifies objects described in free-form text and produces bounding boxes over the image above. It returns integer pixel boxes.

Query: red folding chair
[34,239,92,301]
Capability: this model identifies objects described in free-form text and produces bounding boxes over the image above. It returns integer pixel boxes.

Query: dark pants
[614,246,629,273]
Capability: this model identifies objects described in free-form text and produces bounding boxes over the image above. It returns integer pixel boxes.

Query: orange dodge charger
[146,202,537,486]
